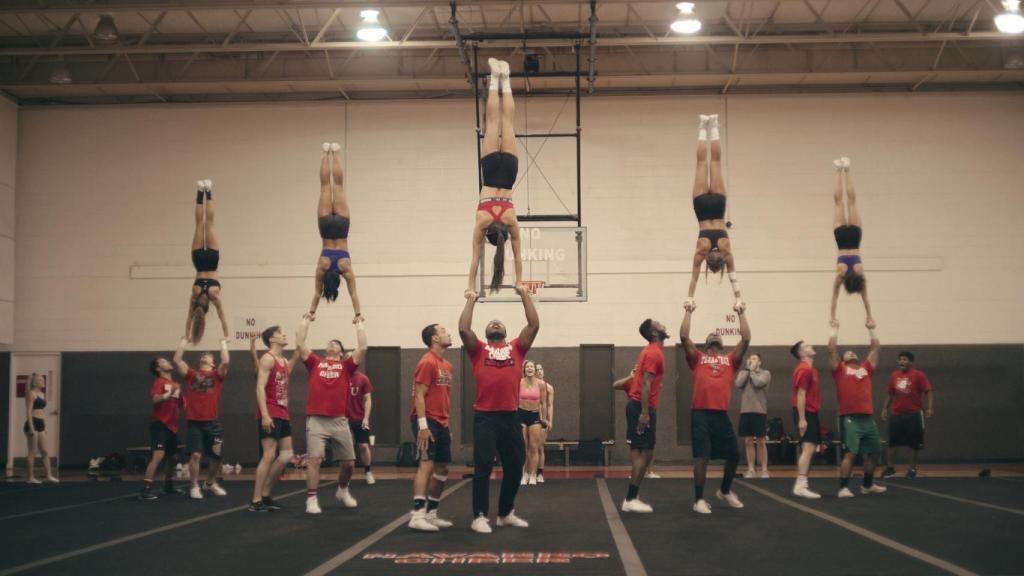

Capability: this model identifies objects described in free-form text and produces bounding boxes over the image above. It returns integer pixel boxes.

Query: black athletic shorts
[691,409,739,461]
[23,418,45,434]
[792,408,821,444]
[349,419,371,444]
[888,412,925,450]
[410,417,452,464]
[258,417,292,440]
[625,400,657,450]
[738,413,767,438]
[150,421,179,455]
[187,420,224,457]
[518,408,542,427]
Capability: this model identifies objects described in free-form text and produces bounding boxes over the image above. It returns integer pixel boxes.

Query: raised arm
[726,254,741,301]
[341,267,362,323]
[516,283,540,351]
[349,320,368,367]
[295,313,313,362]
[173,337,190,377]
[679,307,699,362]
[458,290,480,354]
[830,274,843,323]
[828,322,840,372]
[687,252,704,299]
[211,293,229,339]
[510,224,523,287]
[217,337,230,378]
[861,283,874,324]
[732,303,751,361]
[467,226,486,293]
[309,272,323,317]
[865,318,880,367]
[249,336,259,369]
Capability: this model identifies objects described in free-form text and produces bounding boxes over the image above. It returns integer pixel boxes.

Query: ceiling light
[92,14,119,42]
[995,0,1024,34]
[48,62,72,85]
[671,2,702,35]
[356,10,388,42]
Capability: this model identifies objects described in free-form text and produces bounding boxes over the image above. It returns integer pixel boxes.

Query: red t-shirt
[347,371,373,421]
[469,338,528,412]
[185,368,224,422]
[150,377,184,433]
[411,351,454,426]
[303,353,356,418]
[833,360,875,416]
[628,342,665,409]
[689,351,737,411]
[888,369,932,415]
[259,353,290,420]
[792,362,821,414]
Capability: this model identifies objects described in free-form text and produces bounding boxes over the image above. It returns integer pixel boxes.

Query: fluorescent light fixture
[995,0,1024,34]
[93,14,119,42]
[357,9,388,42]
[48,62,72,85]
[671,2,702,35]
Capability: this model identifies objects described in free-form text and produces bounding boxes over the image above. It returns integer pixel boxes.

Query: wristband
[868,328,877,339]
[418,417,428,430]
[728,272,740,296]
[831,325,839,338]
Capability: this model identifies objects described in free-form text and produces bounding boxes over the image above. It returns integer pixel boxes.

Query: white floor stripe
[0,482,333,576]
[595,479,648,576]
[880,481,1024,516]
[303,479,468,576]
[738,480,978,576]
[0,493,134,521]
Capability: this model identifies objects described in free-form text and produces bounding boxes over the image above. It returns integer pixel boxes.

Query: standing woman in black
[24,373,58,483]
[187,180,229,344]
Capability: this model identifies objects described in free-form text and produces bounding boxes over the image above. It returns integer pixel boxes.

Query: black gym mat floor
[2,475,1023,575]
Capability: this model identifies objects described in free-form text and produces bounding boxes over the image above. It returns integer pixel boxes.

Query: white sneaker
[496,511,529,528]
[838,487,855,498]
[426,510,453,529]
[715,490,744,508]
[26,478,42,484]
[536,473,545,484]
[499,60,511,78]
[203,482,227,496]
[760,471,770,479]
[189,486,203,500]
[693,499,712,514]
[330,142,341,153]
[520,475,528,486]
[335,487,358,508]
[408,511,438,531]
[646,471,662,479]
[365,471,376,485]
[528,474,537,486]
[860,484,887,495]
[46,476,60,484]
[322,142,331,152]
[621,499,654,513]
[471,516,492,534]
[793,485,822,499]
[306,496,322,515]
[742,469,756,479]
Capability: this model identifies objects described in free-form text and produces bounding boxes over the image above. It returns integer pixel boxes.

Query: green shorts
[840,415,881,455]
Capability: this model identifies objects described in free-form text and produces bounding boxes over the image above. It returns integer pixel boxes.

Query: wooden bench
[544,440,616,467]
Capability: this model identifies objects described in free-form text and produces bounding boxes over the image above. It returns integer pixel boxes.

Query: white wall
[13,93,1024,352]
[0,95,15,346]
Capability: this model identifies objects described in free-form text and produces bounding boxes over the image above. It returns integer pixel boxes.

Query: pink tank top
[519,379,541,402]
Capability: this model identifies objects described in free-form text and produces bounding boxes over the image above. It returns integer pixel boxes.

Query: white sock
[501,76,512,93]
[489,77,499,91]
[709,120,720,141]
[797,474,808,487]
[698,127,707,141]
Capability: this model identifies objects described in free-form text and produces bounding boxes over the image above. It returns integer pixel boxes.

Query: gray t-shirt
[734,368,770,414]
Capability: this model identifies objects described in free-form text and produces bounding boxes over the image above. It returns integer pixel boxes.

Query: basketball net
[521,280,545,303]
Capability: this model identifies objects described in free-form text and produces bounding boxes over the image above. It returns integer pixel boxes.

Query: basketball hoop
[521,280,546,302]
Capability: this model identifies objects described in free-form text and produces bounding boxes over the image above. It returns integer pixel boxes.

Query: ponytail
[486,223,509,293]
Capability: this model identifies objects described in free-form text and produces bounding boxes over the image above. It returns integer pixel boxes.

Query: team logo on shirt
[436,369,452,387]
[896,377,910,392]
[483,344,515,368]
[844,365,869,380]
[701,354,731,376]
[191,373,216,393]
[273,372,288,406]
[317,362,342,381]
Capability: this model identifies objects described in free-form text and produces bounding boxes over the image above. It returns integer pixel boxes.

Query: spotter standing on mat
[790,340,824,499]
[250,324,300,512]
[519,360,549,487]
[613,319,667,513]
[735,353,771,479]
[882,351,933,479]
[173,336,230,499]
[468,58,523,295]
[186,179,229,344]
[829,319,887,498]
[296,313,367,514]
[23,373,58,484]
[347,365,375,485]
[459,284,539,534]
[408,323,456,532]
[686,114,741,311]
[310,142,362,323]
[140,358,186,500]
[830,157,873,326]
[681,300,750,514]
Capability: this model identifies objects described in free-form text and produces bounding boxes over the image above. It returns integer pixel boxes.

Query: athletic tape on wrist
[868,328,877,339]
[418,418,429,430]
